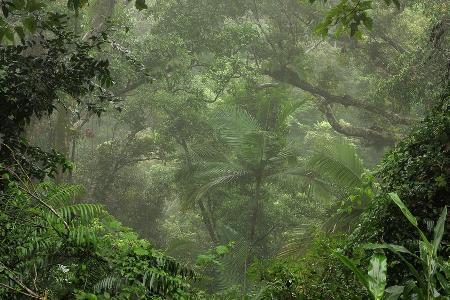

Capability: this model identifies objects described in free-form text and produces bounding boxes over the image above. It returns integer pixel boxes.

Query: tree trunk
[177,134,219,244]
[198,199,219,244]
[249,176,262,244]
[54,108,71,183]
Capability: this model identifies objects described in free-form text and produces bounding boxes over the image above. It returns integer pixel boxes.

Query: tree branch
[115,78,149,97]
[319,102,395,146]
[256,82,279,89]
[0,263,42,299]
[267,67,417,125]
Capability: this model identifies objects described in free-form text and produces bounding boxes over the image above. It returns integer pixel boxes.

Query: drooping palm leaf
[213,225,252,292]
[213,106,267,164]
[308,138,364,191]
[277,224,315,257]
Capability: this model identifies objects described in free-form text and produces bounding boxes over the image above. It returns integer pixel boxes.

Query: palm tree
[186,103,299,294]
[194,105,297,245]
[191,102,370,292]
[277,137,369,257]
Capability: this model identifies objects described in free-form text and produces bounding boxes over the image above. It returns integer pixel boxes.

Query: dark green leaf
[26,0,44,12]
[392,0,401,9]
[436,272,449,292]
[362,16,373,31]
[14,26,25,42]
[363,243,415,257]
[334,251,370,291]
[22,17,37,33]
[1,6,9,18]
[13,0,26,9]
[388,192,417,227]
[350,23,358,37]
[135,0,148,10]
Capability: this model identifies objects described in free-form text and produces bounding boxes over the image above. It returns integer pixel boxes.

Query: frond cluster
[0,180,195,299]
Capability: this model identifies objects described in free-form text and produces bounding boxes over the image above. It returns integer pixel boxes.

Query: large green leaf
[388,192,431,246]
[432,206,447,256]
[367,253,387,300]
[418,240,431,265]
[436,271,449,293]
[388,192,417,227]
[334,251,370,291]
[363,244,423,288]
[363,243,417,258]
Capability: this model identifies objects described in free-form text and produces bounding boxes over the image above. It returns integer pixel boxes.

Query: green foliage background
[0,0,449,298]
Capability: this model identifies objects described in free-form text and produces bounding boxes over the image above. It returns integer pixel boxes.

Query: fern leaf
[39,183,85,207]
[57,203,104,224]
[94,276,122,293]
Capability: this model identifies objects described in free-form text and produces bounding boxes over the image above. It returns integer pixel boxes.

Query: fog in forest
[1,0,449,299]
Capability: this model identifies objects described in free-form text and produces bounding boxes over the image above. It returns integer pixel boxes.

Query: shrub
[349,99,450,284]
[248,233,367,299]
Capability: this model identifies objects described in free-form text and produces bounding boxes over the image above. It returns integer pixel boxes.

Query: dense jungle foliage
[0,0,449,299]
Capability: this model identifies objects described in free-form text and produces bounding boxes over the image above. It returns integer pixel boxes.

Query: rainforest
[0,0,449,299]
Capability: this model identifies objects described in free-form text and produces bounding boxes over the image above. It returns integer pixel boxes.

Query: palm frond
[216,239,250,291]
[212,225,251,291]
[214,105,262,138]
[277,99,305,125]
[267,142,297,166]
[308,138,364,191]
[213,106,268,163]
[165,238,202,260]
[191,141,229,163]
[195,169,249,202]
[277,225,315,258]
[18,237,61,258]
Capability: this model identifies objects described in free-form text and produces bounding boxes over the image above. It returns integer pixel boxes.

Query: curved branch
[267,68,417,125]
[319,103,395,146]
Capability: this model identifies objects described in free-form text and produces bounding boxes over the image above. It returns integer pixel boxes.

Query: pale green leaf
[367,253,387,300]
[388,192,417,226]
[432,206,447,256]
[384,285,404,300]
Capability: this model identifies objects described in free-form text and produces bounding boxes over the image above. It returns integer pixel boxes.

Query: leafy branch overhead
[0,0,148,43]
[310,0,401,37]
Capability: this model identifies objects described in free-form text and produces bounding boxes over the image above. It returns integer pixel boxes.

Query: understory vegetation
[0,0,449,299]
